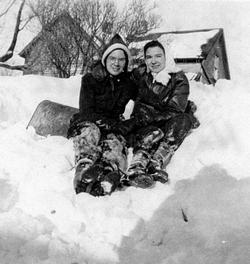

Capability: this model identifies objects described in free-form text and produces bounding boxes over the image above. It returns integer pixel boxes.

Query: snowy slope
[1,74,250,264]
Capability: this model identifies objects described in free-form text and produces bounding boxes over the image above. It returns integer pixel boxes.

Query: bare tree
[0,0,32,71]
[26,0,161,77]
[117,0,161,43]
[28,0,69,25]
[70,0,119,73]
[44,12,83,77]
[0,0,17,18]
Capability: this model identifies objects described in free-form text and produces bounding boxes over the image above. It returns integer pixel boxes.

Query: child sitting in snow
[67,34,137,196]
[68,37,199,196]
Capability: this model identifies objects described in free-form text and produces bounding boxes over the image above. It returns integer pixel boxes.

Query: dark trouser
[72,122,127,193]
[129,113,193,173]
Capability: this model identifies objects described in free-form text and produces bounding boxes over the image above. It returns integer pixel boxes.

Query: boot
[74,158,103,194]
[147,141,175,183]
[97,159,121,195]
[127,149,154,188]
[73,122,101,194]
[100,171,122,195]
[77,160,118,197]
[95,133,128,195]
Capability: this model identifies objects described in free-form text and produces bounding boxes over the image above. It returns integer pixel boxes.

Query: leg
[73,122,101,194]
[98,133,128,194]
[148,114,193,181]
[127,126,164,188]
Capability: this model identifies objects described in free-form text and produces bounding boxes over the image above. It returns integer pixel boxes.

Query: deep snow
[1,74,250,264]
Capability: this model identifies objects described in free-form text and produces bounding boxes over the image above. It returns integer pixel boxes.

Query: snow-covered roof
[129,29,220,59]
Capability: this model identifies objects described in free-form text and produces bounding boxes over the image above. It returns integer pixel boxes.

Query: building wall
[22,42,58,76]
[22,40,97,77]
[201,34,230,84]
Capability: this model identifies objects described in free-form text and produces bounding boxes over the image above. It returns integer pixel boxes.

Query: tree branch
[0,63,27,71]
[0,0,26,62]
[0,0,17,18]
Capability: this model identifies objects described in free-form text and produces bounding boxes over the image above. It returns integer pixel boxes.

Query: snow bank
[0,74,250,263]
[0,75,81,125]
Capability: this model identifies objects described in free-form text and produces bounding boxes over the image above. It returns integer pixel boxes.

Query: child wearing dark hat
[68,34,137,196]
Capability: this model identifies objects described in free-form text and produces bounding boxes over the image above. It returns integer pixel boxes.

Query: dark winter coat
[130,64,197,128]
[79,63,137,123]
[67,62,137,138]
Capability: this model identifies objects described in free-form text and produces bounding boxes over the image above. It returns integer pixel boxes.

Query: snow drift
[0,74,250,264]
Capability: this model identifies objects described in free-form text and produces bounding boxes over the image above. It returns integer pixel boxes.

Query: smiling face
[145,46,166,74]
[106,49,127,76]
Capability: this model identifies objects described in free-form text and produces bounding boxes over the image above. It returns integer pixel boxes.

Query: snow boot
[147,141,175,183]
[101,133,128,172]
[73,122,102,194]
[94,133,128,194]
[127,149,154,188]
[134,126,164,150]
[100,170,122,195]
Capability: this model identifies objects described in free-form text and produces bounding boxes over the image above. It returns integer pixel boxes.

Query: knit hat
[101,34,130,66]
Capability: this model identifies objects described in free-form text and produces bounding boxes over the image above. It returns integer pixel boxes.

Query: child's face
[145,46,166,74]
[106,49,126,76]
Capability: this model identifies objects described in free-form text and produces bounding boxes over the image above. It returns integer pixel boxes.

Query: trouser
[129,113,193,172]
[72,122,128,192]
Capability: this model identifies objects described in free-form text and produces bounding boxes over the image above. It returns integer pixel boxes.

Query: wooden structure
[19,12,99,77]
[129,28,230,84]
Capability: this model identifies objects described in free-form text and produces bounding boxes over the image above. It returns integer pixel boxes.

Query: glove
[96,119,111,131]
[112,119,137,136]
[153,112,172,123]
[67,113,84,138]
[96,118,118,133]
[126,133,137,148]
[133,103,155,126]
[185,100,197,114]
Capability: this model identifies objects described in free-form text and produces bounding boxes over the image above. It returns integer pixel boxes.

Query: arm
[163,71,189,113]
[149,71,190,123]
[132,72,189,126]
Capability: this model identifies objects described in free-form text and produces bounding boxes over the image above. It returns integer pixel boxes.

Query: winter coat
[67,62,137,138]
[130,64,197,128]
[80,62,137,121]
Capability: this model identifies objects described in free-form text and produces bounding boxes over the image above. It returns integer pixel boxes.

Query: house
[129,28,230,84]
[19,12,100,77]
[20,24,230,83]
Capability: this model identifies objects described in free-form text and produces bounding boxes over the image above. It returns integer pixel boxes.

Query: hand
[133,106,154,126]
[126,133,137,148]
[153,113,171,123]
[112,119,136,136]
[96,119,117,133]
[96,119,111,130]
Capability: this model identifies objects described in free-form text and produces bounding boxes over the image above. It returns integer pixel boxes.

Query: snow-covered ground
[1,73,250,264]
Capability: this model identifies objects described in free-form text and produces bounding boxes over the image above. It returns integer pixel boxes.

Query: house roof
[128,28,223,60]
[19,12,99,58]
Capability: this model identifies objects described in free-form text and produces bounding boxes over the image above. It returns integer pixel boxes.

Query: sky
[156,0,250,79]
[1,0,250,79]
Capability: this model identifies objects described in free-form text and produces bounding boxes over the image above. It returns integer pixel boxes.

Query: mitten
[112,119,137,136]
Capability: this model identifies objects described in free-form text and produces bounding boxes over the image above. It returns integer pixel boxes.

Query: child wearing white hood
[123,40,199,188]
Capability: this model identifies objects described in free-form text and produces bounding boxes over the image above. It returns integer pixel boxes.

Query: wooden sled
[26,100,78,137]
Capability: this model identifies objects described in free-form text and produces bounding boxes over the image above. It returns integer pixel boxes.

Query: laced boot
[74,156,102,194]
[75,160,115,197]
[127,149,154,188]
[96,160,121,195]
[100,170,122,195]
[147,141,175,183]
[97,133,128,194]
[73,122,102,194]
